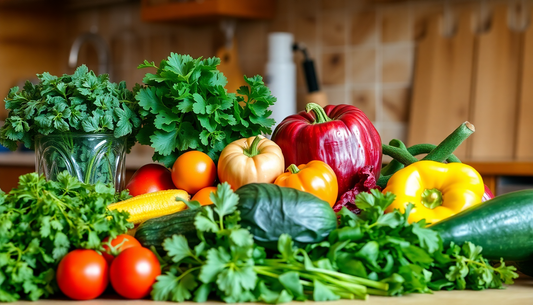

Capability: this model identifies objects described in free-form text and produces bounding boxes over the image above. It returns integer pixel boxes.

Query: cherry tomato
[56,249,109,300]
[172,151,216,194]
[191,186,217,206]
[126,163,176,197]
[110,247,161,299]
[102,234,142,265]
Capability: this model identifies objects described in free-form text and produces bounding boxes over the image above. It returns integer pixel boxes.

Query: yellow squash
[383,160,485,225]
[108,189,190,224]
[217,135,285,190]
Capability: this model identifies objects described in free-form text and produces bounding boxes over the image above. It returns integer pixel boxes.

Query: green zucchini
[431,189,533,262]
[134,206,202,252]
[235,183,337,250]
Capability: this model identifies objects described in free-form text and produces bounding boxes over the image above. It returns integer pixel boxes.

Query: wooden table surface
[13,276,533,305]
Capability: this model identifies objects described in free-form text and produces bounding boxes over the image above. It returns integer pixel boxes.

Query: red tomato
[110,247,161,299]
[56,249,109,300]
[172,151,216,194]
[126,163,176,196]
[102,234,142,265]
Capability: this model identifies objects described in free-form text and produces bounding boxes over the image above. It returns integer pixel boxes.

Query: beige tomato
[217,136,285,190]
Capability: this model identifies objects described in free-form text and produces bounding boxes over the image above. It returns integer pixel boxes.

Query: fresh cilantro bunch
[307,189,518,295]
[152,183,388,303]
[0,65,142,152]
[136,53,276,166]
[0,172,133,302]
[152,186,518,304]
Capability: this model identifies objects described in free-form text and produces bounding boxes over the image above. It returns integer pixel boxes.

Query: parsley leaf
[136,53,277,166]
[0,65,142,153]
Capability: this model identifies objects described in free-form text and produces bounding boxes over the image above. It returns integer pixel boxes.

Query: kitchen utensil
[216,38,246,93]
[293,42,328,107]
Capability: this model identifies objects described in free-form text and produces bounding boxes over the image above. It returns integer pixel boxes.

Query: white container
[266,32,296,131]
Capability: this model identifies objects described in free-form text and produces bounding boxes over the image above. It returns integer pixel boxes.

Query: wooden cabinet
[140,0,276,23]
[465,161,533,196]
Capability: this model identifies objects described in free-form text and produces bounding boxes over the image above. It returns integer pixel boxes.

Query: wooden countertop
[465,160,533,176]
[11,277,533,305]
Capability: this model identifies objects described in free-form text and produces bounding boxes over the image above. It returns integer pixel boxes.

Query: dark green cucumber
[431,189,533,261]
[236,183,337,250]
[134,207,202,252]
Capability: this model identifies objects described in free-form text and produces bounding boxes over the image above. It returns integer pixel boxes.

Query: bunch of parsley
[0,65,142,152]
[0,172,133,302]
[136,53,276,166]
[308,189,518,295]
[152,186,518,303]
[152,183,387,303]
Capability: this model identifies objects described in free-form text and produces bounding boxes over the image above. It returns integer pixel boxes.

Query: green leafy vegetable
[316,189,519,295]
[153,186,518,303]
[136,53,276,166]
[152,183,388,303]
[0,172,133,302]
[0,65,142,152]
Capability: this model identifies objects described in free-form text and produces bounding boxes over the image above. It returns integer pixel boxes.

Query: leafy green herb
[152,183,388,303]
[0,65,142,152]
[136,53,276,166]
[0,172,133,302]
[153,186,518,303]
[312,189,519,295]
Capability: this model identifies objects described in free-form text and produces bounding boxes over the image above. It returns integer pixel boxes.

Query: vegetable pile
[0,172,132,302]
[0,52,531,304]
[150,184,517,302]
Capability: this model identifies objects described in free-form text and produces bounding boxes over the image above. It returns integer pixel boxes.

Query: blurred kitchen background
[1,0,533,194]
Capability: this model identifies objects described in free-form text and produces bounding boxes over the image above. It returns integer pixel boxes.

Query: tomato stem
[306,103,332,124]
[287,164,300,174]
[243,136,262,158]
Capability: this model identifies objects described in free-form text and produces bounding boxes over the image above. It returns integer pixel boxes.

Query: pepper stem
[306,103,332,124]
[421,188,443,209]
[382,144,419,166]
[422,121,475,162]
[243,136,262,158]
[287,164,300,174]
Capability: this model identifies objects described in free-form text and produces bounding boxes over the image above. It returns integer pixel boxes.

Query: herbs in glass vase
[0,65,142,188]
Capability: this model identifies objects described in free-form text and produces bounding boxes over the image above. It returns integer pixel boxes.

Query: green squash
[235,183,337,249]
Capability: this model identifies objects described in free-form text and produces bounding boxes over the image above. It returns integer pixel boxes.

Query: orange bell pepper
[274,160,338,207]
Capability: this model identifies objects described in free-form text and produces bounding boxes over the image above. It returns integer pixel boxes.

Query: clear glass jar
[35,133,127,191]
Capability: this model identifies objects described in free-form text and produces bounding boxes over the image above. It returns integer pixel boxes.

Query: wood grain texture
[141,0,276,22]
[469,5,522,159]
[408,8,475,159]
[9,277,533,304]
[216,39,247,94]
[515,8,533,159]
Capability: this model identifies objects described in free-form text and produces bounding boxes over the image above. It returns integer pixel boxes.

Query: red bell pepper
[271,103,382,197]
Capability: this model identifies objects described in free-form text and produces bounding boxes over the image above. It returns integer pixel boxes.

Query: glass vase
[35,133,127,191]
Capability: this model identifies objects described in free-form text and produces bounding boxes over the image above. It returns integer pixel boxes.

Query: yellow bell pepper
[382,160,485,225]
